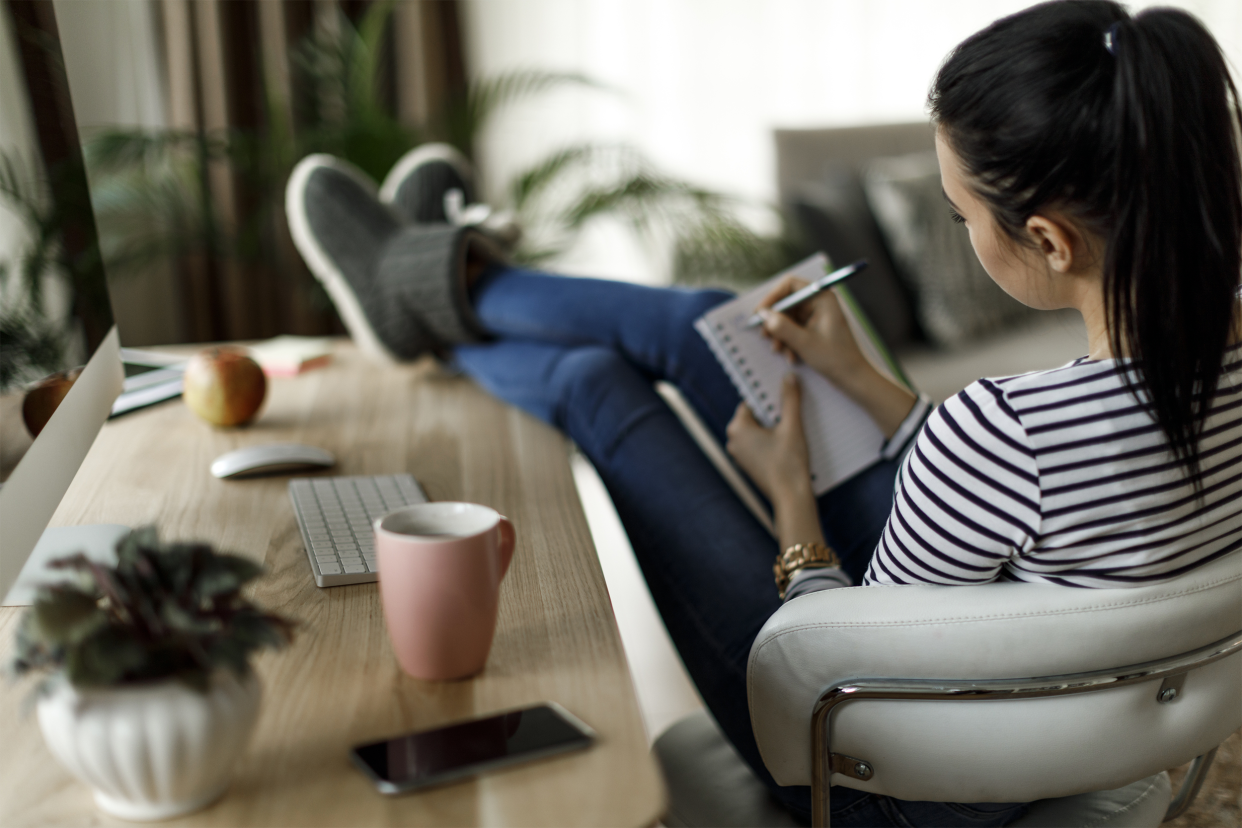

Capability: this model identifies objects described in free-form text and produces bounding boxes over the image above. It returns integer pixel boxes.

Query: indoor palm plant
[10,527,294,821]
[0,151,83,393]
[82,1,799,340]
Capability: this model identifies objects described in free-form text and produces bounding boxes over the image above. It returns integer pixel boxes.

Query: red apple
[22,367,83,437]
[183,347,267,427]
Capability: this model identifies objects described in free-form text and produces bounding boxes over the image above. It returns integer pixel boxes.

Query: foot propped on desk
[2,524,130,606]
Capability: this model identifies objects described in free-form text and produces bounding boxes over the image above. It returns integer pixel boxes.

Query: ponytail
[1106,9,1242,485]
[929,0,1242,488]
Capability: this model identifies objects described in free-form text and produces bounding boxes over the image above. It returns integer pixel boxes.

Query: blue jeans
[453,265,1025,827]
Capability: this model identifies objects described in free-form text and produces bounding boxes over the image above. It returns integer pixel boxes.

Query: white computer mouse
[211,443,336,479]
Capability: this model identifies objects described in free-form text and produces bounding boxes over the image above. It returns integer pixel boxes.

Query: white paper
[694,254,899,494]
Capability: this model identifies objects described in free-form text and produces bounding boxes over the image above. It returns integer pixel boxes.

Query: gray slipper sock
[393,162,474,224]
[292,159,439,360]
[374,225,497,348]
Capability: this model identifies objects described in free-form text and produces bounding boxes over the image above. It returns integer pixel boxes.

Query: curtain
[155,0,467,344]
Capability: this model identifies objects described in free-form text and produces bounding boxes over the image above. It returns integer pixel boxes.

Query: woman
[287,2,1241,823]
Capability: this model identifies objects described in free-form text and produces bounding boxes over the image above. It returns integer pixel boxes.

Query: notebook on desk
[694,252,909,494]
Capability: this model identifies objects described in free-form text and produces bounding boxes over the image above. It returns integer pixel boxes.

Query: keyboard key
[292,474,426,586]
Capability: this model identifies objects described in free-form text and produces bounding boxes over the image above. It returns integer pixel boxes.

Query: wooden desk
[0,343,666,826]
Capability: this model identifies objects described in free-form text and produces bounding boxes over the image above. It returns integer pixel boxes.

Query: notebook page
[694,256,889,494]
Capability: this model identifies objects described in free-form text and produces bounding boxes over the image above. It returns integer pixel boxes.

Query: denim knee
[549,347,665,462]
[659,288,733,366]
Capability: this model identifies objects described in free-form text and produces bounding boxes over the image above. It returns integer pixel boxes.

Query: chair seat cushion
[1009,772,1170,828]
[654,712,1171,828]
[655,712,802,828]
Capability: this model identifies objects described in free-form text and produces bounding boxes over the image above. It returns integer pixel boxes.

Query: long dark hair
[929,0,1241,486]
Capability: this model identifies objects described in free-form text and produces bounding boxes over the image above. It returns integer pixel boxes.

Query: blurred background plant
[84,0,797,329]
[0,149,109,392]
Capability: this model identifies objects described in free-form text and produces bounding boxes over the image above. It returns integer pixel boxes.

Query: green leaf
[9,612,60,677]
[64,627,147,688]
[350,1,394,123]
[509,144,600,210]
[159,602,217,636]
[32,589,104,646]
[442,70,606,155]
[671,211,801,288]
[193,555,263,599]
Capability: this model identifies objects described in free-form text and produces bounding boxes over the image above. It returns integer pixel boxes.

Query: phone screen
[350,703,595,794]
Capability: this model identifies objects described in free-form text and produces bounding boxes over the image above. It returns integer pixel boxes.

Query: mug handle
[496,516,516,579]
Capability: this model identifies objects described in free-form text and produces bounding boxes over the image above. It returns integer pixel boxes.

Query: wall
[461,0,1242,284]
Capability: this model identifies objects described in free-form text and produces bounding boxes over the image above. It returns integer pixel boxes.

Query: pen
[743,259,868,329]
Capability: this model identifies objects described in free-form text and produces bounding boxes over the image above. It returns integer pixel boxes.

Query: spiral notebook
[694,253,909,495]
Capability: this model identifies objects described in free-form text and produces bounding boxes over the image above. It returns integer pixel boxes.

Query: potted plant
[9,527,295,821]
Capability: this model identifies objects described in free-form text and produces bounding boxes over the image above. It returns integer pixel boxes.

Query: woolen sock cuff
[374,225,497,350]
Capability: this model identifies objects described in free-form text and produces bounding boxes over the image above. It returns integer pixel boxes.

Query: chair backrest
[747,551,1242,803]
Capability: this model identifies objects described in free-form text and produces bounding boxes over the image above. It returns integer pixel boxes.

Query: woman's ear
[1025,214,1079,273]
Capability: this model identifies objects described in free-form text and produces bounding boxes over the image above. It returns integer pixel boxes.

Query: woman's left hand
[726,374,812,502]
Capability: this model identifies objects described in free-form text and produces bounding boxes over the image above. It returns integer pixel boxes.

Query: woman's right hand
[755,277,919,438]
[754,277,870,388]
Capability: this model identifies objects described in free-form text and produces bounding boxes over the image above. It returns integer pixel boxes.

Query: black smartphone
[350,702,596,794]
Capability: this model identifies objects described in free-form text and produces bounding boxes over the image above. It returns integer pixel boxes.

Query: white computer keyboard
[289,474,427,587]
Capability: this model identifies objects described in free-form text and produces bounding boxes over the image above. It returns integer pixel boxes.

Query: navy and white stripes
[865,342,1242,588]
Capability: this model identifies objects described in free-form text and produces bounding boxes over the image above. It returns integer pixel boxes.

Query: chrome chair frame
[809,629,1242,827]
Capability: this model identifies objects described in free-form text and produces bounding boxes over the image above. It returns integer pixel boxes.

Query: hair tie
[1104,22,1121,56]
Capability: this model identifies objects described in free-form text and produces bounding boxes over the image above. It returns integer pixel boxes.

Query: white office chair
[654,550,1242,828]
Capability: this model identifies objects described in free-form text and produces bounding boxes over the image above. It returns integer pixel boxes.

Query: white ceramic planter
[36,670,261,821]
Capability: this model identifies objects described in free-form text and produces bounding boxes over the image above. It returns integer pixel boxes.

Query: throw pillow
[863,150,1036,347]
[791,164,919,350]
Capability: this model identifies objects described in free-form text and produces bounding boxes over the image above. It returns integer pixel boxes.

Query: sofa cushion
[791,165,919,350]
[863,150,1037,347]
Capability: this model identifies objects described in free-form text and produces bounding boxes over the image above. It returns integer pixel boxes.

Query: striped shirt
[864,341,1242,588]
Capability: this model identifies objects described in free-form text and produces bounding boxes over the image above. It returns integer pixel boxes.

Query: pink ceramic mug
[375,502,515,681]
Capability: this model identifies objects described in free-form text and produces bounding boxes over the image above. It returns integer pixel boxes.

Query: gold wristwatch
[774,542,842,599]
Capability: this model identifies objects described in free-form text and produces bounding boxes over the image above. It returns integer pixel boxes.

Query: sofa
[774,122,1089,403]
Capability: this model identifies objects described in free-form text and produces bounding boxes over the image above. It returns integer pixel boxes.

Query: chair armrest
[746,553,1242,799]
